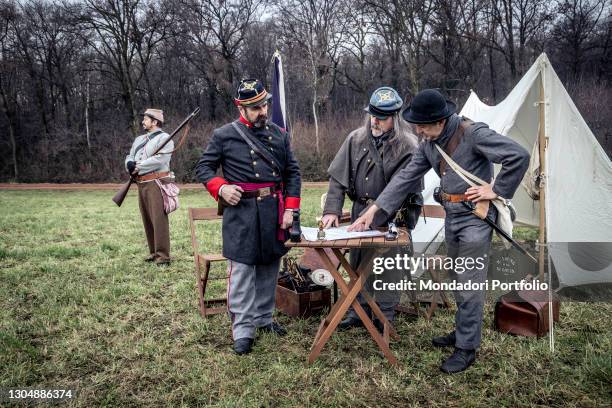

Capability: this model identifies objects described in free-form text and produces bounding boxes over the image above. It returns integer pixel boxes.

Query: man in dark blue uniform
[196,79,301,355]
[349,89,530,373]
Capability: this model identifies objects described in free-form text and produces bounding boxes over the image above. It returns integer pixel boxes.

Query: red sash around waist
[234,182,285,241]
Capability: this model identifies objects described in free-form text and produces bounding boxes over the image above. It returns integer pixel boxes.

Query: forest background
[0,0,610,182]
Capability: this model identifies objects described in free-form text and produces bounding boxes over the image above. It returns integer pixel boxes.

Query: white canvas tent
[457,53,612,288]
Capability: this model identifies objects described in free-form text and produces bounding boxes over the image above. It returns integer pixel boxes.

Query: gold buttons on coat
[250,150,255,154]
[253,161,257,166]
[255,173,260,178]
[268,136,272,141]
[365,177,369,181]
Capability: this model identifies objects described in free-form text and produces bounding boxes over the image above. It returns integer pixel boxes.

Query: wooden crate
[275,283,331,318]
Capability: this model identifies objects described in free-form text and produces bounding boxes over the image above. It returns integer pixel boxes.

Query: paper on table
[301,226,385,242]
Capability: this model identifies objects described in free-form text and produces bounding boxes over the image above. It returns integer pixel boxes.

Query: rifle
[112,107,201,207]
[461,201,538,263]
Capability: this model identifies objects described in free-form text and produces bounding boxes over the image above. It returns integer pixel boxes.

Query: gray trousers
[345,247,406,322]
[227,258,281,340]
[444,202,495,350]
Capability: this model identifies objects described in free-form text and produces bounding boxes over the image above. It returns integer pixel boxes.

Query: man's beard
[253,115,268,128]
[371,125,383,137]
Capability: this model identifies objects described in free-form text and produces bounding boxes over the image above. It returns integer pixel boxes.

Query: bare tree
[427,0,492,93]
[274,0,349,155]
[0,0,19,179]
[489,0,553,80]
[180,0,263,119]
[0,0,609,182]
[76,0,173,135]
[336,4,374,98]
[552,0,608,79]
[365,0,436,94]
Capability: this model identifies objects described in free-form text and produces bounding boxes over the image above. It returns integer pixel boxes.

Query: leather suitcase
[494,290,560,337]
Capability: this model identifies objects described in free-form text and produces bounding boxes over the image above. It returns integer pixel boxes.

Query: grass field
[0,188,610,407]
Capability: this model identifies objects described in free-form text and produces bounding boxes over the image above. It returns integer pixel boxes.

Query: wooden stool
[188,208,228,317]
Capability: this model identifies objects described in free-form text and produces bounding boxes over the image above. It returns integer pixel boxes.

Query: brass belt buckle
[259,188,271,198]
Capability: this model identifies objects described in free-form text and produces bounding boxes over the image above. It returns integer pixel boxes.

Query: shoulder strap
[231,122,281,175]
[439,120,472,175]
[134,130,162,156]
[435,143,486,187]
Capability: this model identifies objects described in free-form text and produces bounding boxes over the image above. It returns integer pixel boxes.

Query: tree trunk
[8,118,18,180]
[0,70,18,179]
[489,49,498,102]
[85,76,91,150]
[124,76,139,136]
[312,90,320,156]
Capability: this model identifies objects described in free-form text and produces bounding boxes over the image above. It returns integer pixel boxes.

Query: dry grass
[0,188,610,407]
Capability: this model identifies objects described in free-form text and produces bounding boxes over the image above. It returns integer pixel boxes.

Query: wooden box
[275,283,331,318]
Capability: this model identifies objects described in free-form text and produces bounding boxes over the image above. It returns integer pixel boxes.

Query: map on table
[301,226,385,242]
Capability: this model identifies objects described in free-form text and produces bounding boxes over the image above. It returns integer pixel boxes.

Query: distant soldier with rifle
[196,79,301,355]
[125,109,175,266]
[349,89,530,373]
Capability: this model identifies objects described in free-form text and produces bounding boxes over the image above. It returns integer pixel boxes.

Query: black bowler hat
[402,89,457,124]
[364,86,403,119]
[235,78,273,107]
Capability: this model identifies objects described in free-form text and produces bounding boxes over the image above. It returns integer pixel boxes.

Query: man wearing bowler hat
[195,79,301,355]
[125,108,175,265]
[321,86,422,330]
[349,89,530,373]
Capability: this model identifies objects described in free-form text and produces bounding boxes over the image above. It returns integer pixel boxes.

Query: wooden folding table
[285,228,412,366]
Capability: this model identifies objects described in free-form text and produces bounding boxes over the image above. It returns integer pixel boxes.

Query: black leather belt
[241,187,275,199]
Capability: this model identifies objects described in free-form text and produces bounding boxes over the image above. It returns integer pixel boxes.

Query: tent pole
[538,70,555,352]
[538,74,547,281]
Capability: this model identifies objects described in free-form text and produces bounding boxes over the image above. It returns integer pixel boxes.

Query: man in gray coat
[349,89,530,373]
[321,86,422,331]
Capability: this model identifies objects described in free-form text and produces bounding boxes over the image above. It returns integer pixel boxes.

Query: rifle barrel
[112,107,200,207]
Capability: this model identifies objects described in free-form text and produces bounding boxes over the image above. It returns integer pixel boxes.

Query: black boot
[233,338,254,355]
[373,319,386,334]
[338,316,363,330]
[440,348,476,374]
[432,331,456,348]
[257,322,287,336]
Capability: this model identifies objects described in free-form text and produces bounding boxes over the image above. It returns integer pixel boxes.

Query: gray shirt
[375,114,530,216]
[125,130,174,175]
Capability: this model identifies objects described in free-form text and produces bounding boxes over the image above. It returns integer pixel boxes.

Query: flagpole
[270,50,290,133]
